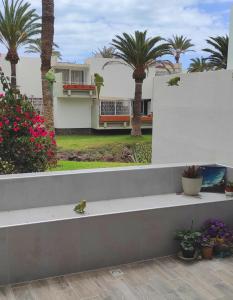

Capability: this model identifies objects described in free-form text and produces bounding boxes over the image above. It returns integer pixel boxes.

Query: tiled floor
[1,256,233,299]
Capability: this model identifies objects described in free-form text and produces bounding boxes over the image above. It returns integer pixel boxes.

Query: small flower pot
[202,247,213,259]
[225,188,233,197]
[182,177,203,196]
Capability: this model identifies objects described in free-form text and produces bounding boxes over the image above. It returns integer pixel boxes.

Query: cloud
[1,0,232,66]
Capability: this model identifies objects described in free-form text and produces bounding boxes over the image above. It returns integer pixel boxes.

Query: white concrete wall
[54,97,92,129]
[86,57,154,101]
[0,55,42,97]
[152,70,233,166]
[228,7,233,70]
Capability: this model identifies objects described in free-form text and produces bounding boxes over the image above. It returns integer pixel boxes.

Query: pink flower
[0,136,3,143]
[0,122,3,128]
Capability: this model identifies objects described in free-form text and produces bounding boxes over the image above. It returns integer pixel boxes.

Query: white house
[0,54,180,133]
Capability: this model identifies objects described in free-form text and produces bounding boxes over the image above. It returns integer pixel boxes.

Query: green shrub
[132,143,152,163]
[0,71,57,174]
[0,158,15,174]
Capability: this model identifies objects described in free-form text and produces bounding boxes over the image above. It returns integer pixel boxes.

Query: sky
[1,0,233,68]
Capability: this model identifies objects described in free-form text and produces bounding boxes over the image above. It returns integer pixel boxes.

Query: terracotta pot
[202,247,213,259]
[182,177,203,196]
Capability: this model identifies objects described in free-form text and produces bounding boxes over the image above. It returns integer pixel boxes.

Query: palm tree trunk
[41,0,55,129]
[131,80,143,136]
[10,62,17,89]
[175,54,180,64]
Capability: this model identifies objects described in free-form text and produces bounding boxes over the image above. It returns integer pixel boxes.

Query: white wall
[152,70,233,166]
[54,97,92,129]
[0,55,42,98]
[86,57,154,101]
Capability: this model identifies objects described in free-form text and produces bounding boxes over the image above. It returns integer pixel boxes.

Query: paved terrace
[1,256,233,299]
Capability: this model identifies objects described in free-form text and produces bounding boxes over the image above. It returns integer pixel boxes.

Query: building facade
[0,55,180,132]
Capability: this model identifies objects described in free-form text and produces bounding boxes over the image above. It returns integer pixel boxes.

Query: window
[101,101,115,115]
[101,101,130,115]
[55,69,69,84]
[141,99,152,115]
[71,70,84,84]
[116,101,130,115]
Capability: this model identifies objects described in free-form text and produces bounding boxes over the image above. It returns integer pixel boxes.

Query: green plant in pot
[175,222,201,259]
[225,181,233,197]
[182,166,203,196]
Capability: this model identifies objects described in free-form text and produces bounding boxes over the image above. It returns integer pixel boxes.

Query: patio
[2,256,233,299]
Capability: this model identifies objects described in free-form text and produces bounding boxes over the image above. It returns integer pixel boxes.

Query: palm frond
[203,35,228,70]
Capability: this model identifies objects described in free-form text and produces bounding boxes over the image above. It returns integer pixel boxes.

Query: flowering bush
[202,219,229,239]
[0,71,57,174]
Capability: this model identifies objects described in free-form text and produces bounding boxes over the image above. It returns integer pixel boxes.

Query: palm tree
[41,0,55,129]
[25,38,62,60]
[0,0,40,89]
[187,57,211,73]
[94,46,116,58]
[105,31,170,136]
[203,35,228,70]
[167,35,194,64]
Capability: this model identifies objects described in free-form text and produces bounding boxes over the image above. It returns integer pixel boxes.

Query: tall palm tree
[41,0,55,129]
[105,31,170,136]
[167,35,194,64]
[25,38,62,60]
[187,57,211,73]
[0,0,40,89]
[94,46,116,58]
[203,35,228,70]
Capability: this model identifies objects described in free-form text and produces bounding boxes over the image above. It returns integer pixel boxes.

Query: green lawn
[56,134,152,151]
[50,160,143,171]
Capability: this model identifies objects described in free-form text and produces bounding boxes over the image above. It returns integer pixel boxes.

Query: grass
[56,134,152,151]
[50,160,143,171]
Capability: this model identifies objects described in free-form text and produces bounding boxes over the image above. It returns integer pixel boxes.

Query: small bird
[74,200,86,214]
[167,76,181,86]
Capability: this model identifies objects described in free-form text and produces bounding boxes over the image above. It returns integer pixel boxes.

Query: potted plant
[182,166,203,196]
[201,219,233,257]
[175,222,201,259]
[225,181,233,197]
[199,234,215,259]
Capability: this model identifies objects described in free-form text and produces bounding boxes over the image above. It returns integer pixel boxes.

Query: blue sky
[1,0,233,68]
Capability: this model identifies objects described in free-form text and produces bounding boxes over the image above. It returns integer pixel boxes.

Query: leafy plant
[202,219,229,239]
[182,166,201,178]
[0,70,57,174]
[175,221,201,252]
[0,158,15,174]
[132,143,152,163]
[198,234,215,248]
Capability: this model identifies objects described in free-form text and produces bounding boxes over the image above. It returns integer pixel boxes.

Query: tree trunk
[10,62,17,90]
[175,54,180,64]
[41,0,55,129]
[131,80,143,136]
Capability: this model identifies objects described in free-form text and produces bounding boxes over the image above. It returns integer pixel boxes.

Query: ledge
[0,192,232,228]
